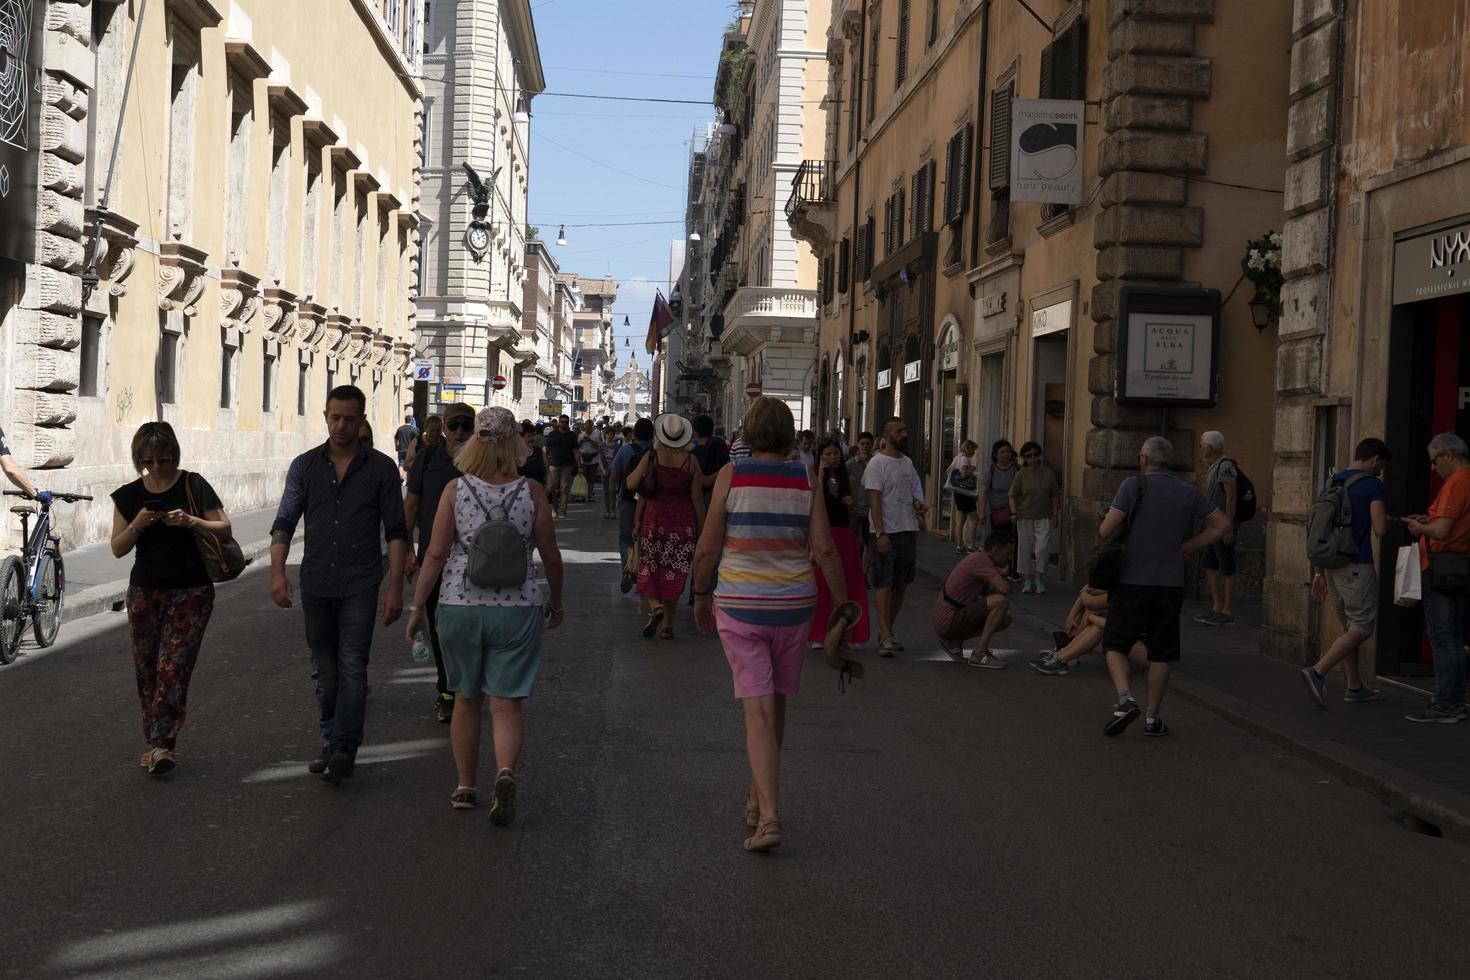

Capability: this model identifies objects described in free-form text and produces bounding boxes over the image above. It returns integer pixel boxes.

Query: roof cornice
[505,0,546,95]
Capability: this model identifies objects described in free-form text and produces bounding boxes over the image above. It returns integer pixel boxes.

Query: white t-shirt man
[863,451,924,534]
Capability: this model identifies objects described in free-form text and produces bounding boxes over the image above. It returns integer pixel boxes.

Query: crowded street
[2,503,1464,979]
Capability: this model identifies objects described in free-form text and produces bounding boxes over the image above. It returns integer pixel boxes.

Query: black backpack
[1222,458,1257,523]
[620,445,652,504]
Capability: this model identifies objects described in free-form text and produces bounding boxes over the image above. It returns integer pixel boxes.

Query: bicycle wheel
[0,555,26,664]
[32,549,63,649]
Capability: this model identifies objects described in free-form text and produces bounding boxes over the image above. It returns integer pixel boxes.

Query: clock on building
[465,221,492,263]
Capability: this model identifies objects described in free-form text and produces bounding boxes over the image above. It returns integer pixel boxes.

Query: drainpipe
[967,0,991,269]
[80,0,150,304]
[846,1,868,372]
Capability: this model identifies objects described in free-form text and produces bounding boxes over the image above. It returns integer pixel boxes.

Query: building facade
[563,274,618,420]
[1263,0,1470,679]
[417,0,544,416]
[519,238,563,419]
[0,0,425,548]
[796,0,1292,589]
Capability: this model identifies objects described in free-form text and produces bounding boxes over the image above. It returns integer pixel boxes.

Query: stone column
[1084,0,1215,549]
[1262,0,1341,661]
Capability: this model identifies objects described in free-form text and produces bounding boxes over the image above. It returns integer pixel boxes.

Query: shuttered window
[943,123,972,225]
[866,5,881,123]
[928,0,940,46]
[863,216,875,277]
[1042,17,1086,100]
[988,82,1013,190]
[896,0,910,89]
[838,236,851,293]
[910,160,936,237]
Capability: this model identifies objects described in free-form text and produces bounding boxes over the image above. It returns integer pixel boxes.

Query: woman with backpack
[109,421,232,775]
[945,440,981,554]
[406,406,565,826]
[625,414,706,639]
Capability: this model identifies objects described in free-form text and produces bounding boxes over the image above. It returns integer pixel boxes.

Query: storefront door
[1382,293,1470,675]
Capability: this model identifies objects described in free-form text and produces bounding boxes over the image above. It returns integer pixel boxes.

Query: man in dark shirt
[270,385,408,784]
[403,401,474,723]
[543,414,578,518]
[392,415,418,469]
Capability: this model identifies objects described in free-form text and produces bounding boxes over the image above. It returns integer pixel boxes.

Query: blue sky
[526,0,733,361]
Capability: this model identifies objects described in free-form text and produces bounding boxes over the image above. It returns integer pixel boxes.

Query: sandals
[144,747,176,775]
[489,769,517,827]
[450,786,478,810]
[642,607,665,638]
[659,627,675,640]
[744,795,761,829]
[744,819,783,853]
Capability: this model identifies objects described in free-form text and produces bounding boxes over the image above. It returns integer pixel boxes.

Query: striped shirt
[715,459,816,626]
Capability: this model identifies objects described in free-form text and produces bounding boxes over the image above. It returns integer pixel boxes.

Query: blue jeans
[302,587,379,751]
[1421,575,1469,707]
[618,498,636,567]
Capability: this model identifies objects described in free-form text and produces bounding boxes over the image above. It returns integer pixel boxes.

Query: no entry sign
[491,374,508,391]
[745,382,761,398]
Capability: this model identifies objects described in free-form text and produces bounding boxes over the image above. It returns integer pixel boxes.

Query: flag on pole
[645,290,675,355]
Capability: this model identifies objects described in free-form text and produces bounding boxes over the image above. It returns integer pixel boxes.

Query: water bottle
[411,630,431,664]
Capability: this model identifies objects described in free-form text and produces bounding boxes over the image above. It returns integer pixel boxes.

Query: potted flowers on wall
[1243,230,1283,330]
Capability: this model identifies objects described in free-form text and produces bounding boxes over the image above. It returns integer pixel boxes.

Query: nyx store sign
[1393,218,1470,305]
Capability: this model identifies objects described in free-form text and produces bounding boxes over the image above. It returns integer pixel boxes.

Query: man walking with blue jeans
[271,385,408,783]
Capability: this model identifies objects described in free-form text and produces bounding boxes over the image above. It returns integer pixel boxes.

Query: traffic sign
[745,381,762,398]
[491,374,508,391]
[442,383,468,391]
[412,358,438,382]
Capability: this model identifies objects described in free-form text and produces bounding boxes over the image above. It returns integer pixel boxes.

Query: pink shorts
[715,608,809,699]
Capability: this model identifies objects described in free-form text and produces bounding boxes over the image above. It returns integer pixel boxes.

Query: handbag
[1394,544,1422,607]
[1086,473,1148,590]
[989,505,1012,529]
[1428,549,1470,596]
[184,472,246,583]
[948,469,978,495]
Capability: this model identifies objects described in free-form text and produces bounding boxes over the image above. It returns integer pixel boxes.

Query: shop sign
[940,340,960,371]
[1116,286,1220,407]
[0,0,46,263]
[903,360,921,383]
[1009,99,1085,206]
[1393,220,1470,304]
[1031,299,1072,338]
[877,368,892,390]
[981,292,1007,318]
[538,399,564,416]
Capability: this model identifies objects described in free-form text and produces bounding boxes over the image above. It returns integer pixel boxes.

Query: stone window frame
[264,105,295,285]
[298,119,339,302]
[223,69,256,268]
[86,1,131,209]
[163,18,208,244]
[261,338,279,417]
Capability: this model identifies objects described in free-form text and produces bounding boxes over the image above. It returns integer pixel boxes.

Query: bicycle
[0,490,93,664]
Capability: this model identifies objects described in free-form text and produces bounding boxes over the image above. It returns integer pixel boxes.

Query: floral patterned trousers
[126,586,215,750]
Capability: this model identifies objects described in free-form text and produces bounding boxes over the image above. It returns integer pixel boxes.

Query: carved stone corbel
[348,322,375,365]
[87,208,140,297]
[393,339,415,375]
[157,241,209,317]
[372,332,394,370]
[323,311,353,356]
[296,300,327,350]
[261,285,299,341]
[219,268,261,335]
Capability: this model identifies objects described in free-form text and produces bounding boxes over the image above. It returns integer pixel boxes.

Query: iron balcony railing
[785,160,836,220]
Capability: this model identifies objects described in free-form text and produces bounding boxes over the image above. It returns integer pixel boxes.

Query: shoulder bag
[184,472,247,583]
[1086,473,1148,590]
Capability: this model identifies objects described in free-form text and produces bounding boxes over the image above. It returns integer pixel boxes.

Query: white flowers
[1246,234,1282,273]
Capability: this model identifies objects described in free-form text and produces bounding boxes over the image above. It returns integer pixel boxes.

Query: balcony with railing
[720,286,819,356]
[785,160,838,253]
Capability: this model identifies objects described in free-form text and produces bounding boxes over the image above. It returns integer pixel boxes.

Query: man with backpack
[1301,438,1392,708]
[1195,431,1249,626]
[612,417,654,593]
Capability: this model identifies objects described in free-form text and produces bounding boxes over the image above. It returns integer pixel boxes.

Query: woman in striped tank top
[692,397,849,853]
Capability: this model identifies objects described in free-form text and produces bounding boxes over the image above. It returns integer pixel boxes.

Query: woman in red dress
[809,438,870,646]
[626,414,706,639]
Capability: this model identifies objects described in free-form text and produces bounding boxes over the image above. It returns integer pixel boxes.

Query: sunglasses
[1023,452,1041,459]
[445,419,474,432]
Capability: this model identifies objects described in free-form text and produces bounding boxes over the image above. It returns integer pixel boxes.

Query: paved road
[2,506,1465,979]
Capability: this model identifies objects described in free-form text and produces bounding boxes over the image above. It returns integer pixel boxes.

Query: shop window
[79,315,104,398]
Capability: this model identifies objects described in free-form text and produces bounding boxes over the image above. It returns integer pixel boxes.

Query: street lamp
[624,315,630,326]
[689,231,701,243]
[1248,285,1273,331]
[556,225,567,246]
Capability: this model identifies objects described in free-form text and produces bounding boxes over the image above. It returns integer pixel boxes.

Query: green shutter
[989,84,1012,190]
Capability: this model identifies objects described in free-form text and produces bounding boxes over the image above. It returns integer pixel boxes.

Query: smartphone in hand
[142,500,168,512]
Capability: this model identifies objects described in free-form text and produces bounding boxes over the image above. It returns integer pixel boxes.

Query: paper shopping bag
[1394,544,1422,607]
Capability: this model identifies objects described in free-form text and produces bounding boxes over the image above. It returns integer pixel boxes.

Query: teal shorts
[434,604,545,699]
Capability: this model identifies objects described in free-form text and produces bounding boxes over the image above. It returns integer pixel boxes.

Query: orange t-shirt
[1420,467,1470,570]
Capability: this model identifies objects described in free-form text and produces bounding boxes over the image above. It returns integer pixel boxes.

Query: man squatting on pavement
[932,530,1016,668]
[270,385,409,785]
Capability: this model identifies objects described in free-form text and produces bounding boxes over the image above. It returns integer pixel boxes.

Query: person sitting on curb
[932,529,1014,668]
[1029,582,1149,675]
